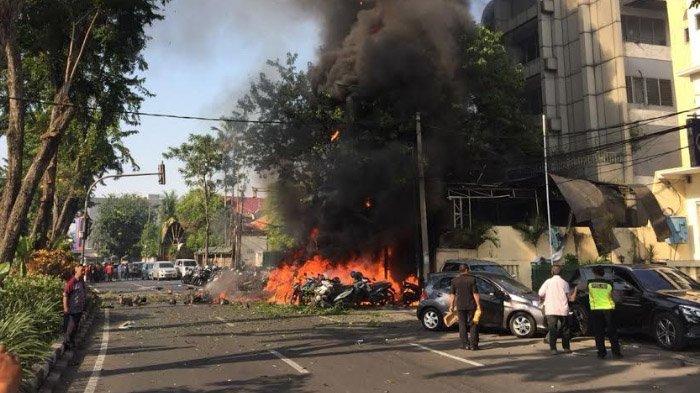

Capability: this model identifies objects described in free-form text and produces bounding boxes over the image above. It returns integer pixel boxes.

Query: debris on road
[118,321,135,330]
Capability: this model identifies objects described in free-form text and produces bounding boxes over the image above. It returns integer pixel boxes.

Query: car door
[475,277,504,327]
[612,267,645,330]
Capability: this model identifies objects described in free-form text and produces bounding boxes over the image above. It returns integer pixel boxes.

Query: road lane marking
[409,343,484,367]
[215,316,236,328]
[269,350,310,374]
[84,309,110,393]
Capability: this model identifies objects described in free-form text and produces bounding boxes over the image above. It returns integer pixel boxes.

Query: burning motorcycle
[399,280,421,306]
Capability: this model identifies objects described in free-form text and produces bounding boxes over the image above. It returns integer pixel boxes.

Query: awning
[550,174,668,253]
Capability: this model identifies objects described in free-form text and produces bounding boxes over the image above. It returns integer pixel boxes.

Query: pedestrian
[0,345,21,393]
[579,266,623,359]
[63,265,86,351]
[104,263,113,282]
[449,264,481,350]
[124,263,130,281]
[538,265,575,355]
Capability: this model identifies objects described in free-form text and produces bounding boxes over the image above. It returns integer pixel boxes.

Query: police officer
[585,266,623,359]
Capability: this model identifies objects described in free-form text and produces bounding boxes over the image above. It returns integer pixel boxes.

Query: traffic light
[158,162,166,185]
[688,116,700,167]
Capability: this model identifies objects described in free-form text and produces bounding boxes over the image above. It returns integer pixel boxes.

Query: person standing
[584,266,622,359]
[538,265,574,355]
[63,265,86,351]
[104,263,113,282]
[449,264,481,350]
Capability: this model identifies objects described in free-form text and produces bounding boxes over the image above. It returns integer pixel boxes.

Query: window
[622,15,667,45]
[436,277,453,290]
[625,76,674,107]
[476,278,497,295]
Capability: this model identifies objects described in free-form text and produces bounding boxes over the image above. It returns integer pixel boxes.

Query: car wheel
[653,312,688,350]
[509,312,536,338]
[421,307,444,331]
[571,304,590,336]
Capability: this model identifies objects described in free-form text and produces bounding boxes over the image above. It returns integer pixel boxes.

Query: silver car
[417,271,546,338]
[151,261,178,281]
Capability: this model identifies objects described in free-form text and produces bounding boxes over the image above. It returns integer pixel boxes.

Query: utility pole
[234,188,244,270]
[416,112,430,282]
[542,115,554,260]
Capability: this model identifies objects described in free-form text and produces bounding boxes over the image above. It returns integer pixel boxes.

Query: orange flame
[364,197,373,209]
[265,248,411,304]
[330,129,341,142]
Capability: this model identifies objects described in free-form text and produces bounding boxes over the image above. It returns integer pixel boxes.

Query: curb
[24,303,100,393]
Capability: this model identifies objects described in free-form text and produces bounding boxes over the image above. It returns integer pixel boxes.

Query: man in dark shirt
[450,264,481,350]
[63,265,86,350]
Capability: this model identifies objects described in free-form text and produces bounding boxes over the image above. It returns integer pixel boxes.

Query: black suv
[568,264,700,350]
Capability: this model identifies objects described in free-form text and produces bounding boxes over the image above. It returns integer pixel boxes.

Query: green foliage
[264,182,298,251]
[441,223,500,249]
[513,216,546,247]
[163,134,224,190]
[92,194,150,259]
[0,275,64,384]
[176,189,225,251]
[158,191,178,222]
[140,221,161,259]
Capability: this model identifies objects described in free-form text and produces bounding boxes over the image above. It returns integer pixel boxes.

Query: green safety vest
[588,279,615,310]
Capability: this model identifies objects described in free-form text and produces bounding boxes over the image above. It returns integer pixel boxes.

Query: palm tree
[159,191,178,223]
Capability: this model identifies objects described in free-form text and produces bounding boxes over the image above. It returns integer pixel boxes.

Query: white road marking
[83,309,110,393]
[269,350,310,374]
[215,316,236,328]
[409,343,484,367]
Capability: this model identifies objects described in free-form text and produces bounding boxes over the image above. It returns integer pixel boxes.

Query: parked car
[441,259,513,277]
[417,271,546,338]
[174,259,198,278]
[129,262,143,279]
[141,262,155,280]
[567,264,700,350]
[151,261,178,281]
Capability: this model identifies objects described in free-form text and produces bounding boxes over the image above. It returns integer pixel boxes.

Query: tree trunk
[30,153,58,249]
[0,89,74,263]
[0,8,25,238]
[50,194,80,246]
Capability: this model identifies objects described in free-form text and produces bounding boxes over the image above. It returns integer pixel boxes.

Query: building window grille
[622,15,667,46]
[625,76,673,107]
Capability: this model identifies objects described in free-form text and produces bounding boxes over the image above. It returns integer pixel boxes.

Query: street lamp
[80,163,166,265]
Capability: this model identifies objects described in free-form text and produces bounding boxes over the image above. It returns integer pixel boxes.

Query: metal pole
[416,112,430,282]
[80,171,162,265]
[542,114,554,259]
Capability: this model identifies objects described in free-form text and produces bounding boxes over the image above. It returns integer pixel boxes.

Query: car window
[490,276,533,294]
[472,264,511,276]
[476,278,496,295]
[443,263,458,272]
[632,268,700,291]
[436,277,453,289]
[159,263,174,268]
[612,268,640,290]
[184,261,197,267]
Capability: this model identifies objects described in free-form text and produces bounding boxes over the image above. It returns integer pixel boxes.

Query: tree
[164,134,224,265]
[233,28,538,257]
[0,0,167,265]
[140,221,160,259]
[175,189,225,253]
[693,1,699,8]
[92,194,149,260]
[159,191,178,222]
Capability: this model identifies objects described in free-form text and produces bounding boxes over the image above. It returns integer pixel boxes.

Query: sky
[1,0,488,198]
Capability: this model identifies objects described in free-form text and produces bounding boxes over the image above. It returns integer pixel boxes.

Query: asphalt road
[58,284,700,393]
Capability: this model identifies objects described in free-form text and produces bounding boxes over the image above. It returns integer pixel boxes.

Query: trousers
[63,312,83,349]
[457,309,479,348]
[546,315,571,351]
[590,310,621,356]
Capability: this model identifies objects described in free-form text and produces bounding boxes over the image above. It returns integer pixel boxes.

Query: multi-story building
[483,0,680,184]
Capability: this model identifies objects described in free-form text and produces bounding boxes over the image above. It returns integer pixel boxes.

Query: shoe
[562,349,572,354]
[469,346,480,351]
[597,353,607,359]
[550,349,558,355]
[612,353,623,360]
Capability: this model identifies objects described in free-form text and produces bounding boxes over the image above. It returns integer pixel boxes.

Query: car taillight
[420,289,428,301]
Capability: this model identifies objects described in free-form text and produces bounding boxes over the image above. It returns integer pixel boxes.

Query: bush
[440,222,500,249]
[0,274,64,389]
[26,249,76,279]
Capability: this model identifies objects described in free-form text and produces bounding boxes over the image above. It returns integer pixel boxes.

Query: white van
[174,259,198,277]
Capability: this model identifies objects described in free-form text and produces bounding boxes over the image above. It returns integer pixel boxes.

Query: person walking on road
[538,265,575,355]
[63,265,87,351]
[449,264,481,350]
[581,266,622,359]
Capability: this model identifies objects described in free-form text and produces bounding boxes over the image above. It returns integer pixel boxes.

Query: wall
[436,221,693,288]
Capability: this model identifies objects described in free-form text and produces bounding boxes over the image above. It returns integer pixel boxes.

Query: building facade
[483,0,680,184]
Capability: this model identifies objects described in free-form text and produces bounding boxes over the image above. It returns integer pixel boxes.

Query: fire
[364,197,373,209]
[330,129,341,142]
[265,249,410,304]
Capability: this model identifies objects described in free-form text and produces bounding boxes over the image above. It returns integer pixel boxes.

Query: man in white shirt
[538,265,575,355]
